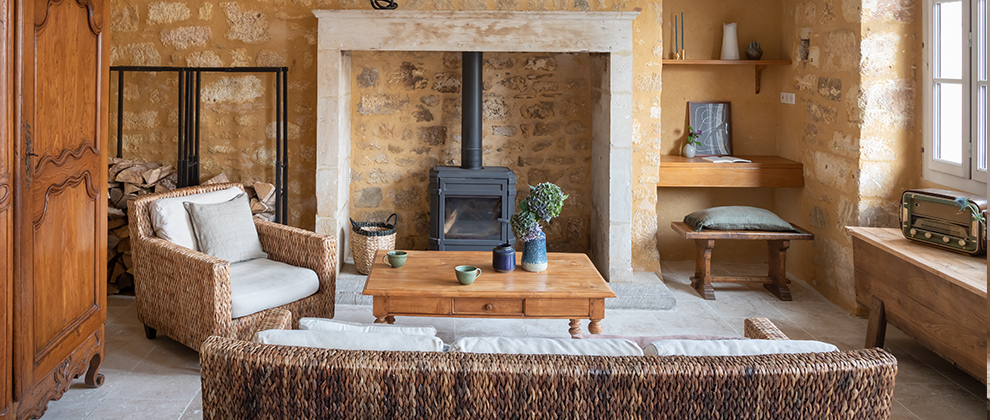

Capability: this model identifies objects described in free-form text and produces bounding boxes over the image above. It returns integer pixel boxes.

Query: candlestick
[681,12,685,56]
[673,14,678,59]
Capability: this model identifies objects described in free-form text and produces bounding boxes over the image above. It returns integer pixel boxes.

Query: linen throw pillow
[684,206,798,232]
[183,193,267,263]
[254,330,446,352]
[149,186,243,250]
[451,336,643,356]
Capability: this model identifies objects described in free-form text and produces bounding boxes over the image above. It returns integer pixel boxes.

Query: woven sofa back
[200,336,897,420]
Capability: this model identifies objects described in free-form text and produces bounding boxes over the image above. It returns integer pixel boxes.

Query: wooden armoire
[1,0,109,417]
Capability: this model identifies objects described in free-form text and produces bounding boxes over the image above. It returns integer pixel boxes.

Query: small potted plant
[510,182,569,272]
[684,125,702,158]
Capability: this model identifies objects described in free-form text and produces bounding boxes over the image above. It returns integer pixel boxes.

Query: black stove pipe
[461,51,483,170]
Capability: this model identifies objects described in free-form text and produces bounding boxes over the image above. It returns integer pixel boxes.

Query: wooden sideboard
[848,227,987,383]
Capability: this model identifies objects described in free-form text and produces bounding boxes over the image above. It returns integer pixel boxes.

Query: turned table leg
[588,319,603,335]
[690,239,716,300]
[763,240,793,301]
[568,319,581,336]
[374,315,389,324]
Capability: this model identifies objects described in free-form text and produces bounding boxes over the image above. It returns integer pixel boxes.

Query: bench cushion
[684,206,797,232]
[229,258,319,319]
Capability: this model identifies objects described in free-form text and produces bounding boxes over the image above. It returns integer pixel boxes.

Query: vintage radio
[900,189,987,255]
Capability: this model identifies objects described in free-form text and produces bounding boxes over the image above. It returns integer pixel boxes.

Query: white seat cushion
[150,186,243,250]
[229,258,319,319]
[254,330,445,352]
[451,336,643,356]
[299,318,437,336]
[644,339,839,356]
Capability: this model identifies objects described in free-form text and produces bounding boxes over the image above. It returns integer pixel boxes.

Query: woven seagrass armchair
[128,183,336,351]
[201,317,898,419]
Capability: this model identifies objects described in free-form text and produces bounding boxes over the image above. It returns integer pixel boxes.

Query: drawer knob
[483,303,494,311]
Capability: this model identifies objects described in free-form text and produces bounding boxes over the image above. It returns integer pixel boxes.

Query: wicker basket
[349,213,397,275]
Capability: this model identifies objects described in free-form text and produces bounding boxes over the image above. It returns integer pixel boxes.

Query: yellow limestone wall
[109,0,664,271]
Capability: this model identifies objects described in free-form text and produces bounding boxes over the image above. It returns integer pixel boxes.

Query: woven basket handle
[385,213,398,227]
[349,218,361,230]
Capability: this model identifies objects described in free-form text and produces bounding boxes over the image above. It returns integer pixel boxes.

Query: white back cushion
[451,336,642,356]
[644,339,839,356]
[149,186,242,250]
[299,318,437,337]
[254,330,445,352]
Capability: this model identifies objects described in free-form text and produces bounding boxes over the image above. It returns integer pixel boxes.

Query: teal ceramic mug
[454,265,482,285]
[382,251,407,268]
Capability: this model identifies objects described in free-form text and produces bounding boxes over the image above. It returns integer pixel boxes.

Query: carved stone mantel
[314,10,637,281]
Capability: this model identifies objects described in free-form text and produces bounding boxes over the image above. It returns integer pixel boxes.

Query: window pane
[979,84,987,172]
[979,0,987,82]
[937,1,963,79]
[935,82,964,164]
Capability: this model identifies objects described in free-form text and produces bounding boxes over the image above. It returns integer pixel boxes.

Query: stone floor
[42,261,985,419]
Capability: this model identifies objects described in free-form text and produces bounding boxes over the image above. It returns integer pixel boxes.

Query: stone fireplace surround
[314,10,638,281]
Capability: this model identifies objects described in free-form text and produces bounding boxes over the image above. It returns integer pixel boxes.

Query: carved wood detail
[15,327,103,420]
[33,142,97,173]
[34,0,103,35]
[0,171,9,211]
[32,171,98,228]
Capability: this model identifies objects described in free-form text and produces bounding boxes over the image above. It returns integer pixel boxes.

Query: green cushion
[684,206,797,232]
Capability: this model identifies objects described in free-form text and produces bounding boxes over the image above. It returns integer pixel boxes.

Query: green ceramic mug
[454,265,482,285]
[382,250,407,268]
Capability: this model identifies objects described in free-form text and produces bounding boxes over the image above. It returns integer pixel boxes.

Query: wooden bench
[670,221,815,301]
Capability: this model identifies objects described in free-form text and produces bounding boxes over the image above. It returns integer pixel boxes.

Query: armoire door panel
[12,0,107,414]
[30,181,99,358]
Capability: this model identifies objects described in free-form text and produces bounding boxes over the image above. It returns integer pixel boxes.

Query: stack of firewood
[106,158,278,294]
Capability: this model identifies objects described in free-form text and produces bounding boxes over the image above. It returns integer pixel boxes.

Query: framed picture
[688,102,732,156]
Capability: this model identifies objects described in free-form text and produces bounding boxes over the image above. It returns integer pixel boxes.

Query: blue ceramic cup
[492,243,515,273]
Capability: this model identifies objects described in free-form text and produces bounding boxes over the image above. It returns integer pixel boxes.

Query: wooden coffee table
[362,250,615,336]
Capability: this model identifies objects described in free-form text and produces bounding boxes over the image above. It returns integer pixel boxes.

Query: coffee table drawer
[388,297,451,315]
[452,298,524,315]
[525,298,590,316]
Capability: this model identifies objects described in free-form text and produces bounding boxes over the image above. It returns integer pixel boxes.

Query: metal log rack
[110,66,290,224]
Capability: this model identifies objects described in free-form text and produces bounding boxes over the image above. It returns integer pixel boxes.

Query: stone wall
[775,0,923,312]
[110,0,663,272]
[348,51,593,252]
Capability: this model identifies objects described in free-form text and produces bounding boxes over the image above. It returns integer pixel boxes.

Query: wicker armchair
[201,318,898,419]
[128,183,336,351]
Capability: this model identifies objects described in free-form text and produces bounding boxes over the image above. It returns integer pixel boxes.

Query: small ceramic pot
[521,234,548,273]
[683,143,697,158]
[492,243,515,273]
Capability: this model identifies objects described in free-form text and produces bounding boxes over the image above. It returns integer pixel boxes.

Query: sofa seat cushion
[254,330,445,352]
[644,339,839,356]
[149,186,243,250]
[452,336,642,356]
[229,258,319,319]
[299,318,437,336]
[572,333,744,349]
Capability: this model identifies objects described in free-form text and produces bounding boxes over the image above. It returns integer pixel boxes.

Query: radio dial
[909,229,917,236]
[942,236,950,243]
[924,232,932,239]
[958,239,966,246]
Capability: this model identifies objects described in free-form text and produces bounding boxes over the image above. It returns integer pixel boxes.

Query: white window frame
[923,0,988,195]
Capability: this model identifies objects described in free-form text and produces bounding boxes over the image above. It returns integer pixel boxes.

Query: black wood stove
[429,52,517,251]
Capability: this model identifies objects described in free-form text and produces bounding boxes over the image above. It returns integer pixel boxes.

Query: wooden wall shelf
[661,59,791,93]
[657,155,804,188]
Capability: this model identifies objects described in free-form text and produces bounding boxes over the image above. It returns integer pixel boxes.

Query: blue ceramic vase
[521,233,548,273]
[492,243,516,273]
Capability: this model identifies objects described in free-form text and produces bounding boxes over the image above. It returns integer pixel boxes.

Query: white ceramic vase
[683,143,696,158]
[721,23,740,60]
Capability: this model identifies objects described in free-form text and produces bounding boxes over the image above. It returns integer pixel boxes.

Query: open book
[702,156,751,163]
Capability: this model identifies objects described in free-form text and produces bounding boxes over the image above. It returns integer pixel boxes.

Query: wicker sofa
[200,312,898,419]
